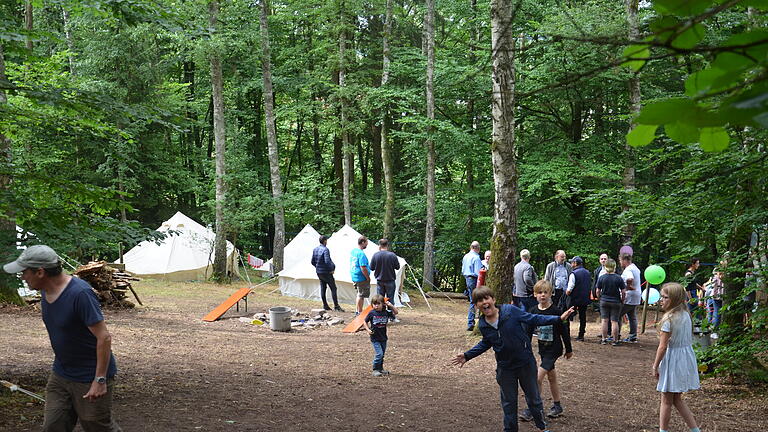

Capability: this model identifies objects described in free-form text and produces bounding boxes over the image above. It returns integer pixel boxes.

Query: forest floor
[1,278,766,432]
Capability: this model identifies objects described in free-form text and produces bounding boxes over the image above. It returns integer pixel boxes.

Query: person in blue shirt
[310,235,344,312]
[350,236,371,316]
[4,245,121,431]
[453,286,575,432]
[461,241,483,331]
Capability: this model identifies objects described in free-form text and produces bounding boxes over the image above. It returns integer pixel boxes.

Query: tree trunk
[381,0,395,240]
[25,1,33,51]
[486,0,517,304]
[339,17,352,226]
[61,7,76,74]
[422,0,437,290]
[0,43,23,305]
[260,0,285,273]
[209,0,229,281]
[622,0,640,247]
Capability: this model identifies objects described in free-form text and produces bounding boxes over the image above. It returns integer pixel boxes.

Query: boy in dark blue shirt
[452,285,575,432]
[362,294,398,376]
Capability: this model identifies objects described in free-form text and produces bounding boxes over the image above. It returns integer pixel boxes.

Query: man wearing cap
[4,245,121,431]
[565,256,591,341]
[461,241,483,331]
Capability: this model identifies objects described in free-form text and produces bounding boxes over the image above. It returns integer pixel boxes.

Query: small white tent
[252,224,321,275]
[278,225,408,306]
[119,212,240,281]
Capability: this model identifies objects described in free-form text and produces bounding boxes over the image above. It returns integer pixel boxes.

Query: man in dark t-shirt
[369,238,401,302]
[4,245,121,431]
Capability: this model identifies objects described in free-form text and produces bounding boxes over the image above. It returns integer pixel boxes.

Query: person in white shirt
[620,254,642,343]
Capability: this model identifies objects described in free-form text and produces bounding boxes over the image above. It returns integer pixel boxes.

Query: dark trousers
[553,289,565,310]
[496,360,547,432]
[377,280,396,301]
[317,273,339,308]
[513,296,537,312]
[571,304,589,338]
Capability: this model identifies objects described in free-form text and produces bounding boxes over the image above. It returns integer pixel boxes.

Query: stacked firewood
[73,261,142,308]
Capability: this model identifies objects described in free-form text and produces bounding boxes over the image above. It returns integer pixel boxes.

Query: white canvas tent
[251,224,321,275]
[278,224,408,306]
[118,212,240,281]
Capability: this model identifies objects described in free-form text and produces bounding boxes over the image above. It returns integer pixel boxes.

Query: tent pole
[408,265,432,310]
[239,252,253,285]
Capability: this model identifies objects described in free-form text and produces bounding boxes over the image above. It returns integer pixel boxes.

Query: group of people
[455,241,703,432]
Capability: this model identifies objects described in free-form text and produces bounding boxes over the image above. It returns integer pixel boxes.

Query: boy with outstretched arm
[362,294,398,377]
[520,280,573,421]
[452,285,575,432]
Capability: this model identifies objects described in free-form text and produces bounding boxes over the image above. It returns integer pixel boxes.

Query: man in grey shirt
[544,250,571,310]
[513,249,538,311]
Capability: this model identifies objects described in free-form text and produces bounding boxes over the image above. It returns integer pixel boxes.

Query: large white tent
[278,224,408,306]
[118,212,240,281]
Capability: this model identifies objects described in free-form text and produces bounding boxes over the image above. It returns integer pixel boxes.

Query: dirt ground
[1,279,766,432]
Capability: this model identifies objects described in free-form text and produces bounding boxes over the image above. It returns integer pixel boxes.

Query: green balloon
[645,265,666,285]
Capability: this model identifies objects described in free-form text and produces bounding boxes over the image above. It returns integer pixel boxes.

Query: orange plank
[202,288,252,322]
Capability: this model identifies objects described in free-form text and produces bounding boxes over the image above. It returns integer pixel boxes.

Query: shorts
[355,280,371,298]
[600,300,623,322]
[539,350,561,371]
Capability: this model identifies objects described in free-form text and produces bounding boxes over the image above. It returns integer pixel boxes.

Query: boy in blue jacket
[452,285,575,432]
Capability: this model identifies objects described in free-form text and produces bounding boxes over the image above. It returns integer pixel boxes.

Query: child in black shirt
[524,280,573,420]
[362,294,398,377]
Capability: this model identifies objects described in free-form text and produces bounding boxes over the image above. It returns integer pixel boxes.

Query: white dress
[657,311,700,393]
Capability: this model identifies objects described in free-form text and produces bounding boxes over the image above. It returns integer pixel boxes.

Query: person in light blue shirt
[350,236,371,315]
[461,241,483,330]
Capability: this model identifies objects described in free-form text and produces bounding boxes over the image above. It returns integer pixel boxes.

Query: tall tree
[209,0,229,280]
[380,0,395,240]
[422,0,436,290]
[260,0,285,273]
[622,0,640,246]
[0,42,23,305]
[339,2,352,226]
[486,0,517,303]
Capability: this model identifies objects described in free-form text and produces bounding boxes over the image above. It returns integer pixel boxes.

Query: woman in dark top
[596,258,626,346]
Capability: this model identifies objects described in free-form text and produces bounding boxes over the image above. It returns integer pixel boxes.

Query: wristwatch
[94,376,107,384]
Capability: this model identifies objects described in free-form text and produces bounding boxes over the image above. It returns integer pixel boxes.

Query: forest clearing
[1,280,766,431]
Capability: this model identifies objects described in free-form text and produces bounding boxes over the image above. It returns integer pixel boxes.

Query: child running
[362,294,398,377]
[520,280,573,421]
[653,282,701,432]
[452,285,575,432]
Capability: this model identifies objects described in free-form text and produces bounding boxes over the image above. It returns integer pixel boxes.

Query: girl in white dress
[652,282,700,432]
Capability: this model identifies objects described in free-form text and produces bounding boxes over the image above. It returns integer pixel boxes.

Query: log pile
[73,261,142,308]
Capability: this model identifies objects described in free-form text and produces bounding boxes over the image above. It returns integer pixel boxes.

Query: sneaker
[611,341,622,346]
[380,369,390,375]
[466,325,475,331]
[355,311,360,317]
[622,337,638,343]
[575,336,585,342]
[392,318,401,323]
[547,404,563,418]
[519,409,533,422]
[605,336,614,342]
[372,370,383,377]
[334,306,345,312]
[323,304,332,311]
[600,339,607,345]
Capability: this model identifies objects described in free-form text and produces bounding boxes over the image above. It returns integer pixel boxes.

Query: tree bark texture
[25,1,33,51]
[381,0,395,240]
[260,0,285,273]
[622,0,640,247]
[486,0,517,304]
[209,0,229,280]
[0,43,23,305]
[422,0,436,290]
[62,7,76,74]
[339,8,352,226]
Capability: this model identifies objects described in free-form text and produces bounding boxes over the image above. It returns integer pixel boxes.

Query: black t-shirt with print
[365,308,395,342]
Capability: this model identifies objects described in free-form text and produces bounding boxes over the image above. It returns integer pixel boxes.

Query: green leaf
[712,52,758,72]
[622,45,650,71]
[665,122,699,144]
[626,124,658,147]
[671,23,706,49]
[636,98,697,124]
[653,0,711,16]
[698,127,730,152]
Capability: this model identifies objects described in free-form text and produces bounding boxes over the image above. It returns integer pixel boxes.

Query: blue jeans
[708,298,722,329]
[465,275,478,327]
[496,360,547,432]
[371,340,387,371]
